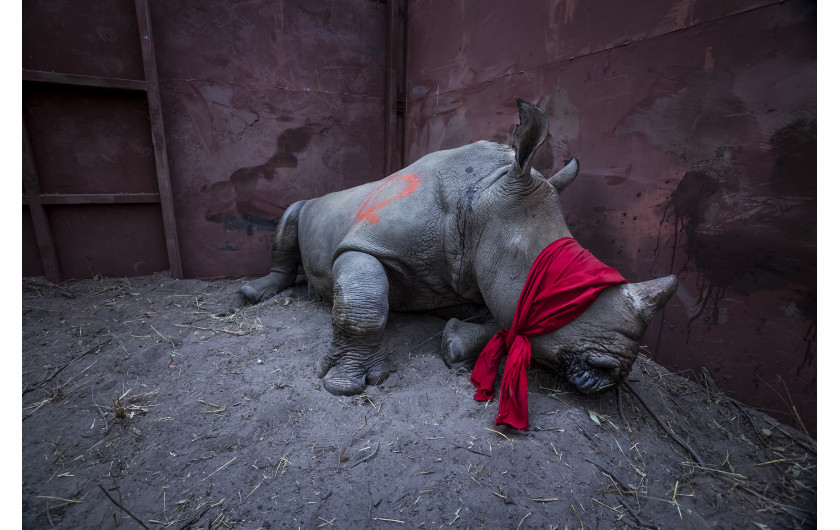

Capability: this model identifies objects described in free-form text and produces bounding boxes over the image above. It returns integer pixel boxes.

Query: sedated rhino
[239,99,678,407]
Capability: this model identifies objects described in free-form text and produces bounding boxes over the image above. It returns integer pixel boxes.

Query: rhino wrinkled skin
[239,99,678,397]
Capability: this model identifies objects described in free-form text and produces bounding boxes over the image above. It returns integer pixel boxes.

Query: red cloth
[470,237,627,430]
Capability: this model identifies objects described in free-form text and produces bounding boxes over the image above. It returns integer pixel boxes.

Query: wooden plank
[134,0,183,279]
[22,122,61,283]
[22,69,147,92]
[23,193,161,205]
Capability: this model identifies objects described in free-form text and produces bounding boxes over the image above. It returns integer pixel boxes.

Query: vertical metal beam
[385,0,408,175]
[134,0,183,279]
[399,0,409,169]
[384,0,395,174]
[22,122,61,283]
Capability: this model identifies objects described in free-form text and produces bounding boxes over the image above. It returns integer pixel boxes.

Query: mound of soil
[22,273,815,529]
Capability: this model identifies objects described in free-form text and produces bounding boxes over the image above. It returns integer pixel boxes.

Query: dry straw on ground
[22,273,815,529]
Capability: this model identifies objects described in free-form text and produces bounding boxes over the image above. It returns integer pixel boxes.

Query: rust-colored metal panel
[406,0,777,107]
[150,0,385,96]
[22,0,145,80]
[46,204,169,279]
[159,85,385,279]
[404,1,816,434]
[150,0,387,279]
[23,84,159,195]
[385,0,409,174]
[22,208,44,277]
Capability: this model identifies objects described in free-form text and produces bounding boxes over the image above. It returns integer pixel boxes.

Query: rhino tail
[240,200,307,304]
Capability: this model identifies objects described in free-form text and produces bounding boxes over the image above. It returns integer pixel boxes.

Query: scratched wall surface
[404,0,816,433]
[149,0,387,279]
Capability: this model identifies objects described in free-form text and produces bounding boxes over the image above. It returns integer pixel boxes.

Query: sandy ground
[22,273,815,529]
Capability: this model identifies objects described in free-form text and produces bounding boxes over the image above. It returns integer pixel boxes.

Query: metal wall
[23,0,389,280]
[404,0,816,434]
[22,0,816,433]
[150,0,388,279]
[23,0,171,280]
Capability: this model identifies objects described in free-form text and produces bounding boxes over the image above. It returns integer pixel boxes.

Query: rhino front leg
[441,318,501,367]
[317,251,390,396]
[240,201,306,304]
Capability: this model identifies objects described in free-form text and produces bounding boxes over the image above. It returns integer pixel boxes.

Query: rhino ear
[548,157,579,193]
[622,275,678,324]
[509,98,549,184]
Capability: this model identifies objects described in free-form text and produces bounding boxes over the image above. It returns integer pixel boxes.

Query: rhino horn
[509,98,549,184]
[548,157,579,193]
[623,275,678,324]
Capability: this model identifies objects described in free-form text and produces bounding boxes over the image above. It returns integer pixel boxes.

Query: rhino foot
[316,250,390,396]
[240,271,293,305]
[317,350,388,396]
[440,318,500,367]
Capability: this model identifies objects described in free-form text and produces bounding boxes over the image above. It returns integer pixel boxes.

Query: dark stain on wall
[664,116,816,335]
[203,125,319,237]
[206,213,279,236]
[228,126,315,187]
[390,0,816,434]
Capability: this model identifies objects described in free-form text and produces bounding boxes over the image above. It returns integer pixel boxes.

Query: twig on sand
[177,505,213,530]
[409,330,445,353]
[616,497,659,529]
[729,397,763,435]
[175,323,247,336]
[452,443,489,457]
[23,338,111,395]
[151,325,176,348]
[352,415,368,440]
[621,382,704,466]
[181,457,237,494]
[45,500,54,528]
[91,390,109,432]
[730,398,816,454]
[515,512,532,530]
[351,441,380,467]
[371,517,404,523]
[99,484,150,530]
[485,428,513,447]
[35,495,81,504]
[616,386,627,426]
[585,459,635,494]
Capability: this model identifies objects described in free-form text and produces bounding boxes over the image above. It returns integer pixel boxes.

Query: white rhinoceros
[239,99,677,410]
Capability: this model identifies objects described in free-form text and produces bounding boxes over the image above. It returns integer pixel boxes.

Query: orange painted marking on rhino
[353,173,421,225]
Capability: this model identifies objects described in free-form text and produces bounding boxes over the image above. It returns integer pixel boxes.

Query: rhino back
[298,140,514,310]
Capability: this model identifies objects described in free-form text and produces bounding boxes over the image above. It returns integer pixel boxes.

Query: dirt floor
[22,273,816,529]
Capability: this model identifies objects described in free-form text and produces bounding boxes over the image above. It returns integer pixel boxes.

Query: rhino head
[471,99,677,394]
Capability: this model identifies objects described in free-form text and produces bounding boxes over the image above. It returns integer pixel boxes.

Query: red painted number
[353,173,420,225]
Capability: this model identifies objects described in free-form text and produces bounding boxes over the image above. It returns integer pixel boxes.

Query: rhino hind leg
[317,251,390,396]
[240,200,306,304]
[441,318,500,367]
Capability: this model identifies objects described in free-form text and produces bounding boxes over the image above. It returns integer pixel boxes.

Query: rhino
[238,99,678,400]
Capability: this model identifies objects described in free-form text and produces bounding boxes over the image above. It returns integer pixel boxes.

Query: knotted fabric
[470,237,627,430]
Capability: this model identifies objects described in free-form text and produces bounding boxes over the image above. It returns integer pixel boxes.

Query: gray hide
[240,98,677,397]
